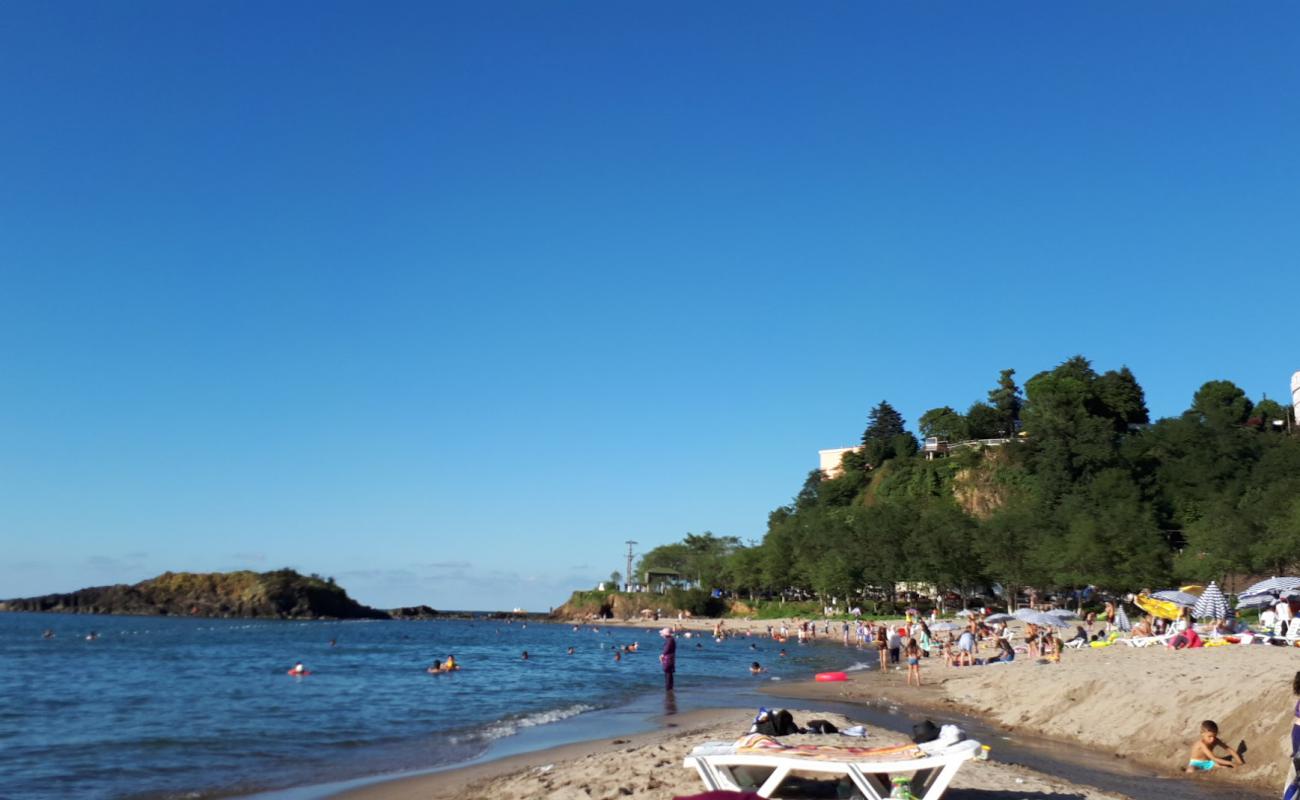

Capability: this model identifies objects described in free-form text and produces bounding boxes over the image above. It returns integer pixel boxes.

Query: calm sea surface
[0,612,860,800]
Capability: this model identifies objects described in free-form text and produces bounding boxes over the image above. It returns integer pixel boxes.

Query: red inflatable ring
[814,671,847,682]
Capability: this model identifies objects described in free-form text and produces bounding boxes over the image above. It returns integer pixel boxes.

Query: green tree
[1048,470,1168,590]
[1095,366,1150,431]
[974,496,1044,609]
[1253,398,1288,429]
[919,406,968,441]
[861,400,916,467]
[608,570,622,588]
[965,402,1005,439]
[987,368,1023,434]
[1189,380,1253,429]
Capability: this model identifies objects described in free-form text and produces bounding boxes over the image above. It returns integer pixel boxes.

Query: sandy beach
[765,625,1292,793]
[332,708,1126,800]
[326,616,1294,799]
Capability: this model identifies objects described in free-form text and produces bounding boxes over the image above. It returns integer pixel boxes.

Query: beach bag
[806,719,838,734]
[911,719,940,744]
[755,709,802,736]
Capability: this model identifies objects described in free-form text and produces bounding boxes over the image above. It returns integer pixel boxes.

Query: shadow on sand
[948,792,1089,800]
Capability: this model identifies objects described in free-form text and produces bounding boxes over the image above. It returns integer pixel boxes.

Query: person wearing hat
[659,627,676,690]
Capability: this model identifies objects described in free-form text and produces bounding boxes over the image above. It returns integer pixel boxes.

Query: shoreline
[229,615,1281,800]
[324,706,1132,800]
[339,619,1283,800]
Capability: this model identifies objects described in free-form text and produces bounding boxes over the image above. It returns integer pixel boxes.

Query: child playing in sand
[905,638,922,686]
[1186,720,1243,773]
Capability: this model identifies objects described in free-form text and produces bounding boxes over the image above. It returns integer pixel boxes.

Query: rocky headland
[1,569,404,620]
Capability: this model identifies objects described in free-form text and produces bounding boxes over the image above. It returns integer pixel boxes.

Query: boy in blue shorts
[1186,720,1243,773]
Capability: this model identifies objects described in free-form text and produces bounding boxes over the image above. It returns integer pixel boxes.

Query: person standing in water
[659,627,676,690]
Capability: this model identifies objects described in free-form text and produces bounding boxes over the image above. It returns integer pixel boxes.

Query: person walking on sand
[659,627,676,690]
[875,626,889,673]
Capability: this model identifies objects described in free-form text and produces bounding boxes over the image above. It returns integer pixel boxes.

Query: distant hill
[0,569,400,620]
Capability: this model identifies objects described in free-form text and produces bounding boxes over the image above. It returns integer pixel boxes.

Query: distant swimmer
[444,654,457,670]
[288,662,309,676]
[329,639,337,647]
[42,629,54,640]
[750,662,766,675]
[567,646,575,655]
[427,660,443,674]
[521,650,529,660]
[85,631,99,641]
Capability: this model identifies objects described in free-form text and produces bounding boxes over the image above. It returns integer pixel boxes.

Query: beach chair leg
[919,760,963,800]
[913,767,935,794]
[687,758,720,791]
[845,764,886,800]
[755,764,792,798]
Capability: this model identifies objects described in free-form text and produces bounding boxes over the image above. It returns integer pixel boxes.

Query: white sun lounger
[683,734,981,800]
[1122,633,1174,648]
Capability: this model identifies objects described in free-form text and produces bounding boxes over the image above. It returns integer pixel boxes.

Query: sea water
[0,612,855,799]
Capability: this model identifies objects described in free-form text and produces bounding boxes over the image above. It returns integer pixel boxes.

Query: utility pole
[624,540,637,592]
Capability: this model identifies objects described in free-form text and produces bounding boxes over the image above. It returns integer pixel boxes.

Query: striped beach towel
[734,733,923,762]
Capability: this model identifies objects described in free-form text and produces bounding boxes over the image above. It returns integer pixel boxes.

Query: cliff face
[0,570,391,620]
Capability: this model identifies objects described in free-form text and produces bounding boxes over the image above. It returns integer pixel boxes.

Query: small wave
[842,661,875,672]
[449,703,595,745]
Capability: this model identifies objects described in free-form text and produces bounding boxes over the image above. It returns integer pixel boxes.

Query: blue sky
[2,2,1297,612]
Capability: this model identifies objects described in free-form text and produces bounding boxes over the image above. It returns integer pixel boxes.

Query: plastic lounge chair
[683,732,982,800]
[1122,633,1173,648]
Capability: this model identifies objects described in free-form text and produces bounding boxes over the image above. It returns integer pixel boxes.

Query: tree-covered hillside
[638,357,1300,608]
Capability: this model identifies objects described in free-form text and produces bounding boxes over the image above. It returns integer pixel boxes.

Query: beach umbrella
[1045,608,1079,620]
[1240,577,1300,598]
[1236,594,1277,610]
[1151,590,1199,608]
[930,621,961,631]
[1025,611,1070,628]
[985,613,1014,624]
[954,609,976,617]
[1114,605,1131,632]
[1013,607,1040,621]
[1192,582,1229,621]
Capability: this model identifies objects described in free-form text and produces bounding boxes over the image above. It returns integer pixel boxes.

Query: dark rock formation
[388,605,440,619]
[0,569,391,620]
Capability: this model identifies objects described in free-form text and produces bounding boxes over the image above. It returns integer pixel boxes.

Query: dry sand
[332,708,1125,800]
[773,634,1295,794]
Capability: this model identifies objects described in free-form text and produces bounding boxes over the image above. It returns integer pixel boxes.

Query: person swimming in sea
[427,660,444,674]
[42,629,54,640]
[288,661,308,675]
[521,650,529,660]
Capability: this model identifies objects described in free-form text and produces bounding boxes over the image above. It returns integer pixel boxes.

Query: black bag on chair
[912,719,940,744]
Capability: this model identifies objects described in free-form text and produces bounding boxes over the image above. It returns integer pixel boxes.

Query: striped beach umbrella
[985,613,1014,624]
[1114,605,1132,632]
[1236,594,1276,611]
[1152,590,1199,608]
[1240,577,1300,599]
[1045,608,1079,620]
[1192,581,1229,620]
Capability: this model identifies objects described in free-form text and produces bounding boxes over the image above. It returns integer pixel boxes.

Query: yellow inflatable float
[1134,593,1184,620]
